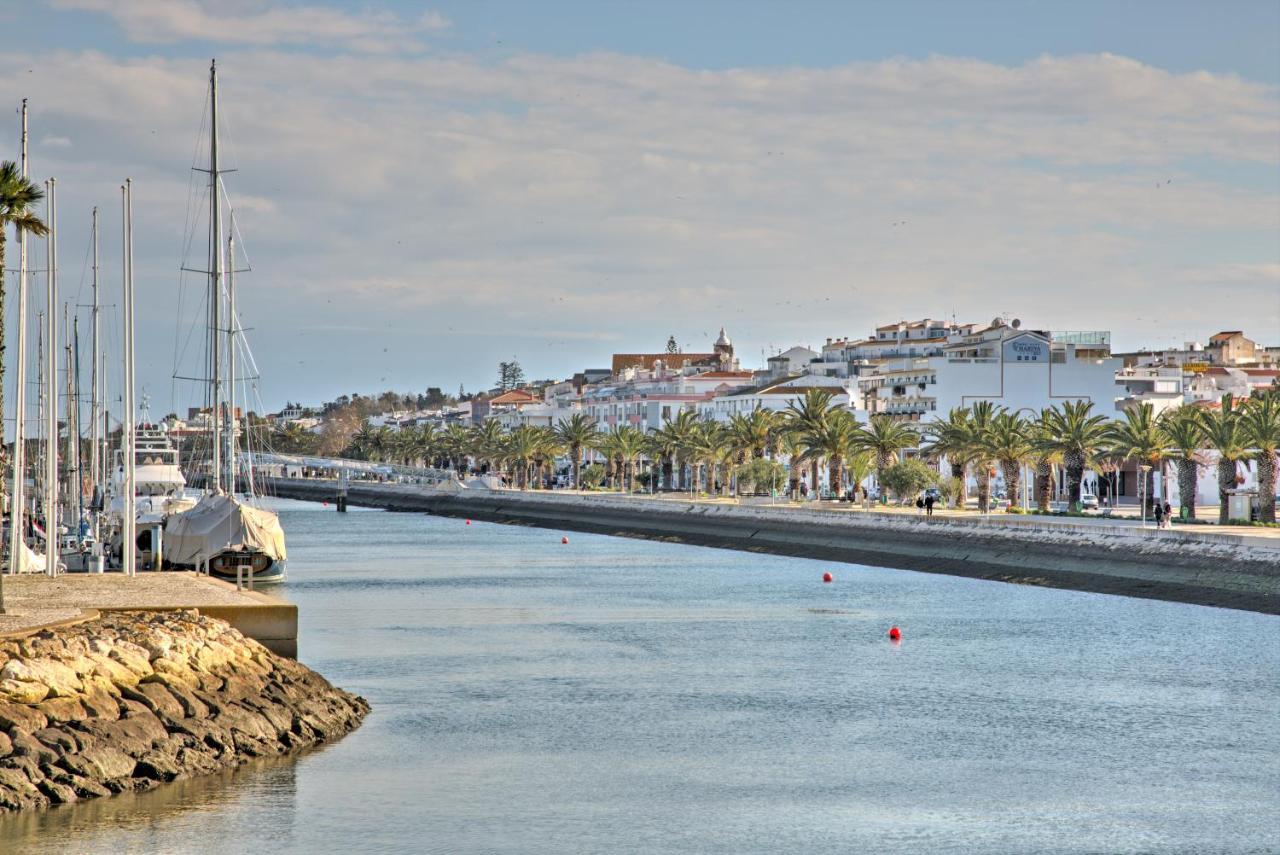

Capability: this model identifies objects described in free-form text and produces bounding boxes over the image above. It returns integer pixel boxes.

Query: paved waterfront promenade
[269,477,1280,615]
[0,573,298,657]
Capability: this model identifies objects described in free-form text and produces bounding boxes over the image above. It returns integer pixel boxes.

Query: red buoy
[561,536,569,544]
[888,626,901,641]
[322,501,328,507]
[466,519,472,525]
[822,572,833,583]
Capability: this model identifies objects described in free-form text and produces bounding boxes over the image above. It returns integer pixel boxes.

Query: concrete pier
[0,574,298,658]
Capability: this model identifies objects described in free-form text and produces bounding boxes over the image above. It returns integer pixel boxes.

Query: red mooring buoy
[822,572,833,583]
[466,519,472,525]
[888,626,902,641]
[561,536,569,544]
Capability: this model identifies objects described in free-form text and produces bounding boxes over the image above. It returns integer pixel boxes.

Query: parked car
[1079,493,1100,510]
[923,487,941,501]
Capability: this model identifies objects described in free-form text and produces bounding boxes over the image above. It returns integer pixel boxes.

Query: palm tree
[783,389,837,496]
[1196,395,1251,525]
[469,419,506,473]
[644,428,679,491]
[855,415,920,487]
[1025,409,1062,512]
[1105,403,1167,513]
[503,425,544,489]
[807,409,860,497]
[966,401,999,512]
[1039,400,1109,510]
[530,427,563,489]
[605,425,646,492]
[1241,390,1280,523]
[554,413,596,489]
[923,408,976,507]
[728,408,778,461]
[981,409,1032,510]
[440,422,473,474]
[659,409,701,490]
[1,162,50,498]
[348,420,377,460]
[1159,406,1204,520]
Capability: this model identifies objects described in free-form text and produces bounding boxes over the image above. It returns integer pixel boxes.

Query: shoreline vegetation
[270,478,1280,616]
[0,610,367,813]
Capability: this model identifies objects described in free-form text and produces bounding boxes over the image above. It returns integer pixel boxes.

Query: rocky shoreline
[0,610,368,813]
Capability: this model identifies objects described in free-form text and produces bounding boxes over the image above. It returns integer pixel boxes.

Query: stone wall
[0,610,368,812]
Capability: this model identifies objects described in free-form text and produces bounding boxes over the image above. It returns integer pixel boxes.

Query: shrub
[879,459,935,500]
[580,463,606,489]
[735,458,787,495]
[934,475,963,507]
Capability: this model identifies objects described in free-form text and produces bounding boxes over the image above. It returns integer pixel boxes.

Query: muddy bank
[0,610,367,812]
[270,478,1280,615]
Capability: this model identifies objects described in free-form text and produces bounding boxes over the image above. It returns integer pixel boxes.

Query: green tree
[554,413,597,489]
[734,458,787,495]
[923,408,976,507]
[1039,400,1109,510]
[496,359,525,391]
[981,409,1033,510]
[783,389,837,496]
[879,458,935,501]
[666,335,680,354]
[1158,406,1204,520]
[1196,395,1251,525]
[1241,390,1280,523]
[855,415,920,486]
[1105,403,1167,510]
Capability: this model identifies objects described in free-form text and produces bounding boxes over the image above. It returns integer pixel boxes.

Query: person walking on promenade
[1163,501,1172,526]
[925,494,935,516]
[1153,500,1165,529]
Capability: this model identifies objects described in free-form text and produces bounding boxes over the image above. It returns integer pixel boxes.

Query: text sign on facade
[1002,335,1048,364]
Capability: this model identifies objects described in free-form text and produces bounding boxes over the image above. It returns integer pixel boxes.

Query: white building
[811,319,976,379]
[1115,366,1184,415]
[859,320,1121,421]
[698,374,856,423]
[581,365,754,431]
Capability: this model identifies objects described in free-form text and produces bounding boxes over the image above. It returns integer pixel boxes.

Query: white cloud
[3,46,1276,405]
[51,0,450,52]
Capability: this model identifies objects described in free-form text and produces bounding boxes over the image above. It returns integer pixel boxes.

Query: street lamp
[1139,463,1153,528]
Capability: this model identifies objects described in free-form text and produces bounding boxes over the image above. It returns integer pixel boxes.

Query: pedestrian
[1153,500,1164,529]
[915,496,924,513]
[1163,500,1172,527]
[925,494,935,516]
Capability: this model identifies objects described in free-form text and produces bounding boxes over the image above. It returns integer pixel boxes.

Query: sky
[2,0,1278,418]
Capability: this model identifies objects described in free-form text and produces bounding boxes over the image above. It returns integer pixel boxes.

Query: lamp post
[1139,463,1152,528]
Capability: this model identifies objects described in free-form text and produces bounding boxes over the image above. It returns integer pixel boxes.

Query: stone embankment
[269,478,1280,615]
[0,610,368,812]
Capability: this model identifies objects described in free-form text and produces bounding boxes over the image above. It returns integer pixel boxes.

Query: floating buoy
[887,626,901,641]
[822,572,833,583]
[322,501,328,507]
[465,519,472,525]
[561,536,569,544]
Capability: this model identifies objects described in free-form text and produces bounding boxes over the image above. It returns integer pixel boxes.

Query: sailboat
[163,59,287,585]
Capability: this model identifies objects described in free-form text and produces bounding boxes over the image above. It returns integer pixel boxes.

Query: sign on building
[1002,334,1049,364]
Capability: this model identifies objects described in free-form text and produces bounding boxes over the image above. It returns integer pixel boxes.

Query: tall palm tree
[728,407,778,461]
[530,427,563,489]
[471,419,506,473]
[1104,403,1166,512]
[1196,395,1250,525]
[657,409,701,491]
[966,401,999,512]
[554,413,597,489]
[440,422,473,474]
[348,420,377,460]
[503,425,544,489]
[1,162,50,498]
[783,389,837,496]
[1026,409,1062,512]
[1241,390,1280,523]
[923,407,976,506]
[606,425,646,492]
[643,428,679,491]
[1039,400,1109,510]
[806,409,860,497]
[1159,406,1204,520]
[981,409,1032,509]
[855,415,920,486]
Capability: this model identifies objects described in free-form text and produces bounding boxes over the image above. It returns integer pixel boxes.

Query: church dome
[715,327,732,348]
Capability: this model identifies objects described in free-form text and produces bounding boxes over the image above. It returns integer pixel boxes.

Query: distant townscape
[164,318,1278,524]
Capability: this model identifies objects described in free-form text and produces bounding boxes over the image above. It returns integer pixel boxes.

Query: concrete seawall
[270,478,1280,615]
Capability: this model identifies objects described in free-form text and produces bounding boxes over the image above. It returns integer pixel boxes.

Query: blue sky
[3,0,1278,415]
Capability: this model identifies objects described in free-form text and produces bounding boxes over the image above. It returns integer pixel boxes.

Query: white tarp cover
[163,494,287,565]
[13,540,47,574]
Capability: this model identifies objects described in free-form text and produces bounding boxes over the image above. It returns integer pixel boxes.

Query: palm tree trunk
[1036,459,1052,512]
[662,456,673,491]
[572,445,582,489]
[1217,458,1236,525]
[1001,459,1020,509]
[1176,458,1197,520]
[950,461,966,506]
[1064,452,1085,509]
[977,464,991,512]
[1257,453,1276,524]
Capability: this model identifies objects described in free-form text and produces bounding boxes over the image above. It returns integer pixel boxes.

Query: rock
[0,679,49,705]
[36,696,88,723]
[36,777,77,804]
[126,683,185,721]
[134,749,183,782]
[8,730,59,765]
[0,701,47,733]
[63,746,136,781]
[33,727,78,754]
[2,658,83,698]
[0,732,12,757]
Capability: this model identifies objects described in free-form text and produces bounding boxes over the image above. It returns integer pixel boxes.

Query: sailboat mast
[122,179,136,577]
[226,232,236,492]
[44,178,58,576]
[209,59,223,493]
[89,206,100,525]
[63,304,75,524]
[73,317,84,541]
[6,99,30,587]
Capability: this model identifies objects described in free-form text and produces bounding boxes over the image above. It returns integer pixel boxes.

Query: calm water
[3,499,1278,853]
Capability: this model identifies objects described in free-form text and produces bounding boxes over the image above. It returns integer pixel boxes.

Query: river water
[3,499,1277,853]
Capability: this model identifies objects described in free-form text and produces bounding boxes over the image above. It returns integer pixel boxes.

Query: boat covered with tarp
[163,493,287,583]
